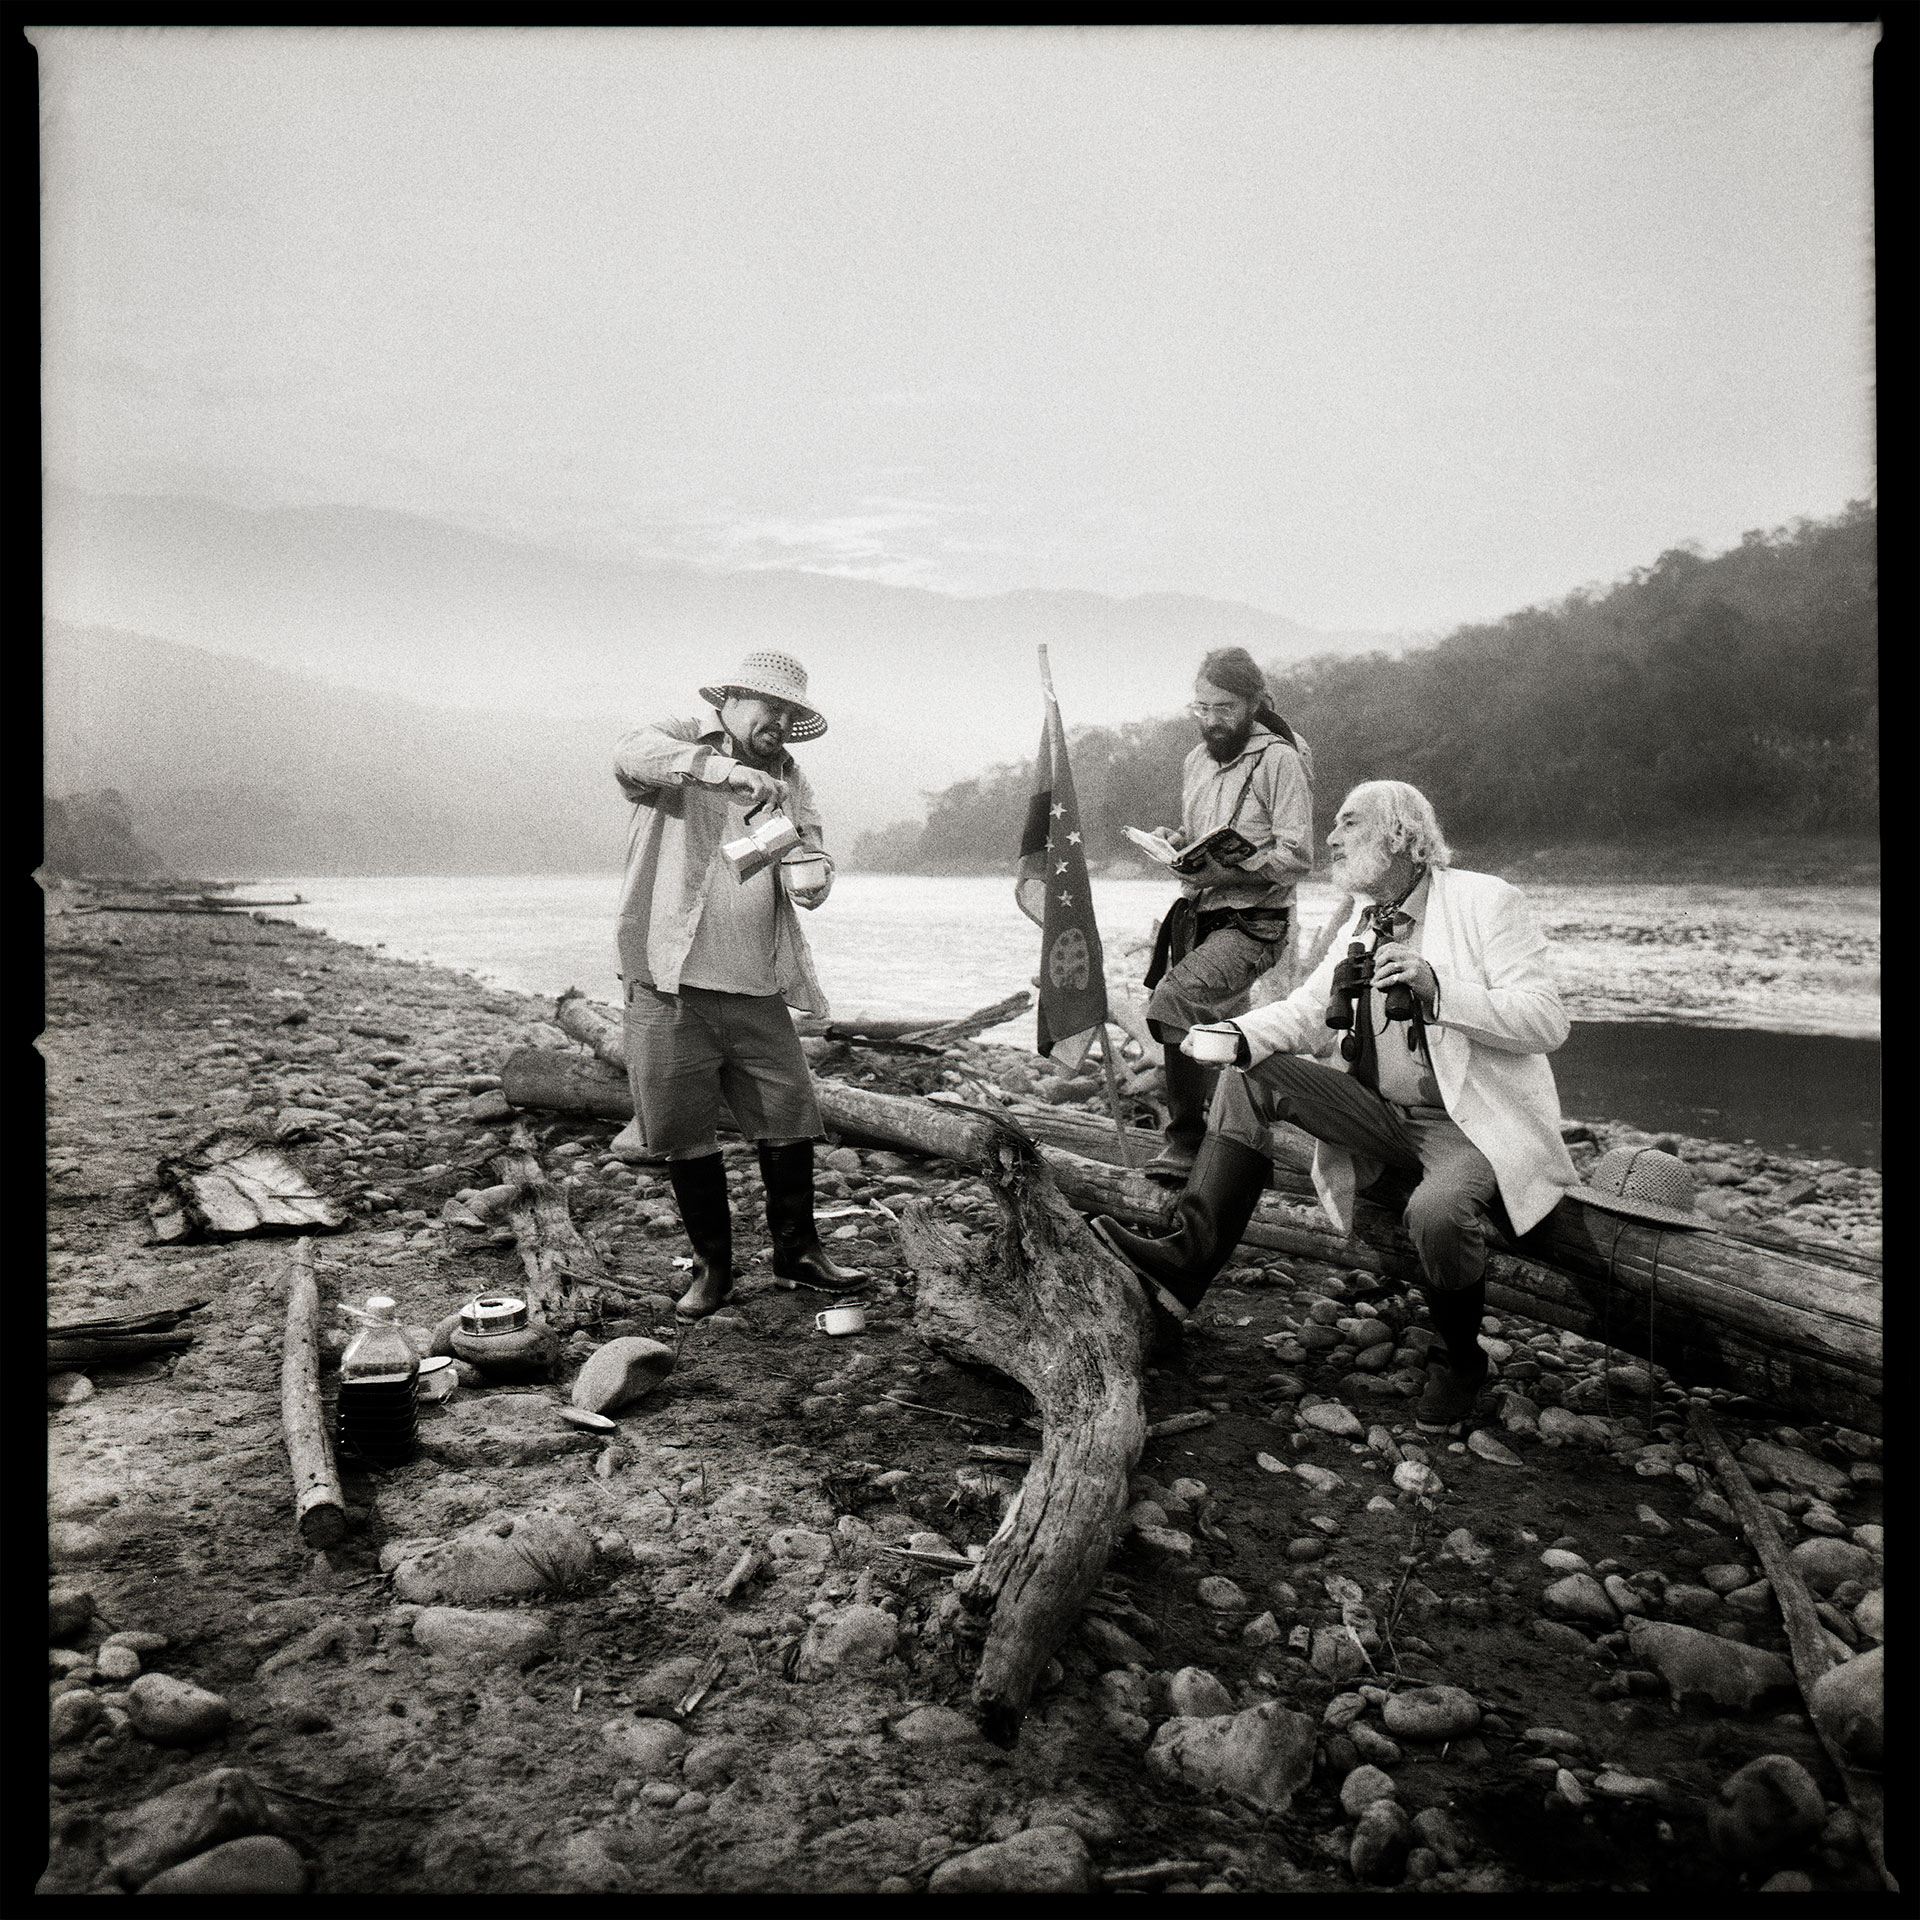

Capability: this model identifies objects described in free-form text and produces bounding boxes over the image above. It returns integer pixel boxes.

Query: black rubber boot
[1092,1131,1270,1313]
[668,1153,734,1319]
[1142,1045,1220,1187]
[758,1141,868,1292]
[1413,1281,1490,1425]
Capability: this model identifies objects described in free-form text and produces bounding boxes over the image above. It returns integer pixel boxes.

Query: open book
[1124,825,1262,876]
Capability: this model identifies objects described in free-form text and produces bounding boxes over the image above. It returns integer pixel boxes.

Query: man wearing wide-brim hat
[614,650,861,1318]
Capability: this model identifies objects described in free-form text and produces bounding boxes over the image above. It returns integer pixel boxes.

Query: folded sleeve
[615,719,738,801]
[1427,882,1571,1054]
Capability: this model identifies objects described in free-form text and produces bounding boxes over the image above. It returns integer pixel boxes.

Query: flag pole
[1038,644,1134,1169]
[1095,1024,1137,1169]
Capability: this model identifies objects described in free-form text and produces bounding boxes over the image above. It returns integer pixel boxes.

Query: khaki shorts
[623,982,822,1157]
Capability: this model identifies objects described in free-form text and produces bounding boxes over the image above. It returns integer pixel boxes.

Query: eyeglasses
[1187,702,1245,721]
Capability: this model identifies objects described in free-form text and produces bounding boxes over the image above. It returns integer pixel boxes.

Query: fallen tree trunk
[898,1120,1155,1747]
[497,1050,1882,1432]
[281,1238,347,1549]
[47,1332,196,1371]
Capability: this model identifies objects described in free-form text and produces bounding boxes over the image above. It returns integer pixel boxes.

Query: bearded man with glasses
[1136,647,1314,1185]
[612,651,862,1319]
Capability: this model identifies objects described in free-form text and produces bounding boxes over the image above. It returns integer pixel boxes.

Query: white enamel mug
[1187,1023,1244,1065]
[815,1305,867,1336]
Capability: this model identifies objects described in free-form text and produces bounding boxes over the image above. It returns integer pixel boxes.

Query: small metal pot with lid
[440,1293,560,1380]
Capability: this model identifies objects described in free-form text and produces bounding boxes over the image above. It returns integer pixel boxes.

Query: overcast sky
[37,24,1875,636]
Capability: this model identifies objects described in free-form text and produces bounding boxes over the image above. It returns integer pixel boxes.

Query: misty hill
[858,503,1878,872]
[42,488,1406,846]
[43,790,173,880]
[43,624,631,877]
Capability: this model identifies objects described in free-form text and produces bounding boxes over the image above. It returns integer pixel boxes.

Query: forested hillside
[854,504,1876,872]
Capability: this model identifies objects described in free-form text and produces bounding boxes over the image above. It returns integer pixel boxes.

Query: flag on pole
[1016,647,1108,1070]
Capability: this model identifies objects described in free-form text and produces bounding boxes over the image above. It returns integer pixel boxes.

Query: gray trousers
[1145,925,1276,1042]
[1211,1054,1498,1294]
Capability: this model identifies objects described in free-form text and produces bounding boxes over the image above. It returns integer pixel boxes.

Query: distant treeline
[852,503,1876,872]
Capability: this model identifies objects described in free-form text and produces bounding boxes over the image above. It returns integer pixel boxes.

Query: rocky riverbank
[42,902,1885,1896]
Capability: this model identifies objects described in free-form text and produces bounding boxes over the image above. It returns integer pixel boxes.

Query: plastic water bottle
[336,1294,419,1467]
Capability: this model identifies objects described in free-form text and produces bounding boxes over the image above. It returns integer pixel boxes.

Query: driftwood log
[896,1118,1156,1746]
[281,1238,347,1549]
[1689,1408,1893,1891]
[500,1043,1880,1431]
[494,1123,607,1322]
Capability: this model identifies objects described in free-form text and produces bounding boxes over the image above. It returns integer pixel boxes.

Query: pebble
[1555,1769,1590,1807]
[1350,1722,1402,1765]
[411,1607,554,1668]
[1724,1580,1775,1618]
[1807,1645,1882,1768]
[1166,1667,1236,1717]
[1626,1620,1795,1711]
[570,1337,676,1414]
[49,1586,94,1641]
[48,1371,95,1407]
[1195,1577,1248,1613]
[1393,1460,1441,1496]
[1701,1563,1751,1595]
[391,1509,596,1605]
[1541,1574,1616,1627]
[104,1631,170,1656]
[1737,1440,1850,1500]
[105,1769,270,1888]
[49,1520,111,1563]
[1603,1575,1646,1617]
[805,1604,898,1673]
[1853,1590,1884,1643]
[1532,1618,1593,1655]
[1800,1501,1849,1537]
[1382,1686,1481,1742]
[1787,1536,1875,1595]
[126,1673,232,1745]
[1240,1611,1283,1647]
[1540,1548,1592,1574]
[1145,1700,1318,1813]
[1349,1798,1414,1882]
[1339,1763,1399,1815]
[1708,1754,1826,1870]
[137,1835,310,1896]
[1286,1537,1327,1563]
[893,1706,984,1748]
[1301,1402,1365,1438]
[51,1690,102,1746]
[928,1827,1092,1895]
[1309,1626,1370,1682]
[1324,1692,1369,1729]
[96,1643,142,1682]
[1466,1430,1524,1467]
[1411,1806,1471,1869]
[599,1716,687,1777]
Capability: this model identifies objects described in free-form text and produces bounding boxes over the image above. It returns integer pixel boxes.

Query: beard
[1201,718,1255,763]
[727,722,785,768]
[1329,839,1393,895]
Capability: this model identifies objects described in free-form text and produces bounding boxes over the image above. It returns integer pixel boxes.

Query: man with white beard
[1094,780,1579,1427]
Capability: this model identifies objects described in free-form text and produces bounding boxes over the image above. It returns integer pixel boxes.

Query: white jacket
[1236,866,1579,1238]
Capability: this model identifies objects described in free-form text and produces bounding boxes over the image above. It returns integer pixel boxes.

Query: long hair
[1342,780,1453,868]
[1197,646,1303,755]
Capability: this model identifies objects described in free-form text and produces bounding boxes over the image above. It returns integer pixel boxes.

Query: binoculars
[1324,939,1415,1061]
[722,808,803,880]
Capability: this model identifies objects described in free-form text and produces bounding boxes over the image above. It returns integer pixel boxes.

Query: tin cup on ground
[815,1304,867,1337]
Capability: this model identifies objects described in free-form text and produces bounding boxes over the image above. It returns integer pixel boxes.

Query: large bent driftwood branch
[494,1123,607,1323]
[500,1025,1882,1433]
[896,1121,1155,1747]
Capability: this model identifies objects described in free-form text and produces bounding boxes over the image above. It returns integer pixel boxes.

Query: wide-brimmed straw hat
[699,650,827,742]
[1570,1146,1708,1230]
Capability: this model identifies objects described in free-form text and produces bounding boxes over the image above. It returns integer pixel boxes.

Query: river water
[254,873,1880,1166]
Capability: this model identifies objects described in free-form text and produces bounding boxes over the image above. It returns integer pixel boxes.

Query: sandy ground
[41,903,1884,1897]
